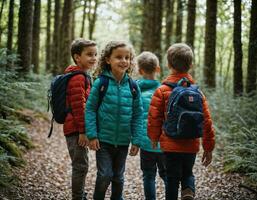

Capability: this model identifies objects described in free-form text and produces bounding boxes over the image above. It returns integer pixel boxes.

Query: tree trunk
[45,0,52,72]
[52,0,61,75]
[32,0,41,74]
[88,0,99,40]
[71,6,75,41]
[186,0,196,49]
[175,0,183,43]
[59,0,73,71]
[246,0,257,93]
[7,0,14,51]
[17,0,34,72]
[80,0,87,38]
[141,0,163,61]
[203,0,217,88]
[233,0,243,96]
[165,0,175,50]
[0,0,6,46]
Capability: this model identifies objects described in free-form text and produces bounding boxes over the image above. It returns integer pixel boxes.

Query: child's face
[75,46,97,70]
[106,46,130,77]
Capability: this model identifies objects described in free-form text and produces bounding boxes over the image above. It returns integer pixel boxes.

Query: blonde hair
[167,43,193,72]
[93,41,135,78]
[136,51,159,74]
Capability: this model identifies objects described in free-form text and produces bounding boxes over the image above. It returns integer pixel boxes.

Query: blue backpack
[162,77,204,139]
[47,71,91,137]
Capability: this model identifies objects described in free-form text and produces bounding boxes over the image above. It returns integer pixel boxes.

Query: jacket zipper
[115,82,121,147]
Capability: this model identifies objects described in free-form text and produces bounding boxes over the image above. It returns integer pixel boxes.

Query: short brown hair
[136,51,159,74]
[70,38,96,64]
[167,43,193,72]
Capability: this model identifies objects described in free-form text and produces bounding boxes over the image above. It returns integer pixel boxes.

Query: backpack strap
[162,82,177,88]
[128,78,138,99]
[97,75,109,110]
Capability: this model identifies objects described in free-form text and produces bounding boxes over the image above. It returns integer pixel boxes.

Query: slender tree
[0,0,6,45]
[45,0,52,72]
[186,0,196,49]
[59,0,73,71]
[165,0,175,50]
[204,0,217,88]
[71,6,75,41]
[233,0,243,95]
[32,0,41,74]
[80,0,87,38]
[141,0,163,77]
[7,0,14,51]
[246,0,257,93]
[17,0,34,72]
[175,0,183,42]
[52,0,61,75]
[88,0,99,40]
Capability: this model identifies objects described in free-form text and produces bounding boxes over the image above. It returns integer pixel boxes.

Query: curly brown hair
[92,41,136,79]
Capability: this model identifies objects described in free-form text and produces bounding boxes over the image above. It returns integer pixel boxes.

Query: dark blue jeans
[165,152,196,200]
[93,142,129,200]
[140,149,167,200]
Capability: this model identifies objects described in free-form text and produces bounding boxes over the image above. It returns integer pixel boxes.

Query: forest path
[0,117,256,200]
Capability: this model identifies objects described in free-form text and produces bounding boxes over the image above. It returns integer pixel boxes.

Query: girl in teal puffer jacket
[85,41,143,200]
[137,51,167,200]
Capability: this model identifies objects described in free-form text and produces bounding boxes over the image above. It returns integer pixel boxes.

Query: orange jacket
[147,72,215,153]
[63,66,91,136]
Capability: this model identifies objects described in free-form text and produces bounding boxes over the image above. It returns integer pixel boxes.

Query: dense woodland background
[0,0,257,193]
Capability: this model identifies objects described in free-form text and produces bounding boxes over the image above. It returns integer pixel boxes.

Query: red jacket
[147,72,215,153]
[63,66,91,136]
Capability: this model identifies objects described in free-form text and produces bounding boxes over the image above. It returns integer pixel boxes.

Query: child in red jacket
[148,43,215,200]
[64,38,97,200]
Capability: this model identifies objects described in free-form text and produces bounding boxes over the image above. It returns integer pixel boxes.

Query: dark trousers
[66,133,88,200]
[165,152,196,200]
[93,142,129,200]
[140,149,167,200]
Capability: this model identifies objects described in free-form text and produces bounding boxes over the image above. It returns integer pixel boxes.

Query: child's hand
[202,151,212,167]
[151,141,158,149]
[89,139,100,151]
[78,134,89,148]
[129,145,139,156]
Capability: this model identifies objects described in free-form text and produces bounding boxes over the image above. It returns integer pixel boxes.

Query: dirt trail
[0,118,256,200]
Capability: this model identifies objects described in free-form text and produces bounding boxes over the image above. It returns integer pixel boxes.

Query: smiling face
[74,46,97,71]
[106,46,131,81]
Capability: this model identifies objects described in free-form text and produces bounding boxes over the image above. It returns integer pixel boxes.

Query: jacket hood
[162,72,195,84]
[138,79,160,91]
[64,65,85,74]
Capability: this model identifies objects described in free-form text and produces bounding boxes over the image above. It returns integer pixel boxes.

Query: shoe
[181,188,194,200]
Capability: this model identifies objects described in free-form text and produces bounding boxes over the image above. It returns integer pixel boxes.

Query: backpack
[162,77,204,139]
[96,75,138,131]
[47,71,91,138]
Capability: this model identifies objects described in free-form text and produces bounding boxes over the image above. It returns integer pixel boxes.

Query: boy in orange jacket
[147,43,215,200]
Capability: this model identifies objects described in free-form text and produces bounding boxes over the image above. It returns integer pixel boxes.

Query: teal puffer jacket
[137,79,162,152]
[85,70,143,146]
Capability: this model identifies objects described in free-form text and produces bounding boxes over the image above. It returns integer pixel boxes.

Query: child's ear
[74,54,80,63]
[139,68,144,75]
[106,57,110,64]
[155,66,161,73]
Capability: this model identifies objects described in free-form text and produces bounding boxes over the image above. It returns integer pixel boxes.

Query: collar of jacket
[162,72,195,84]
[102,70,129,84]
[137,79,160,91]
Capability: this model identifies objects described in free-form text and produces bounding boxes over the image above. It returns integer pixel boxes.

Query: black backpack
[47,71,91,137]
[162,77,204,139]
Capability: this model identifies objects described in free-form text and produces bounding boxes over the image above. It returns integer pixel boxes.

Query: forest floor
[0,116,256,200]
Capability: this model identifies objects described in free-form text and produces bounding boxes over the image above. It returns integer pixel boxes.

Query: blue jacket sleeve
[131,84,144,146]
[85,78,100,140]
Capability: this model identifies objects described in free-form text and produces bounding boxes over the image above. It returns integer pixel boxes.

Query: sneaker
[181,188,195,200]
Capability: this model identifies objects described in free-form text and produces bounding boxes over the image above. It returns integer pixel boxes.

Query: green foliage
[206,89,257,184]
[0,48,50,187]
